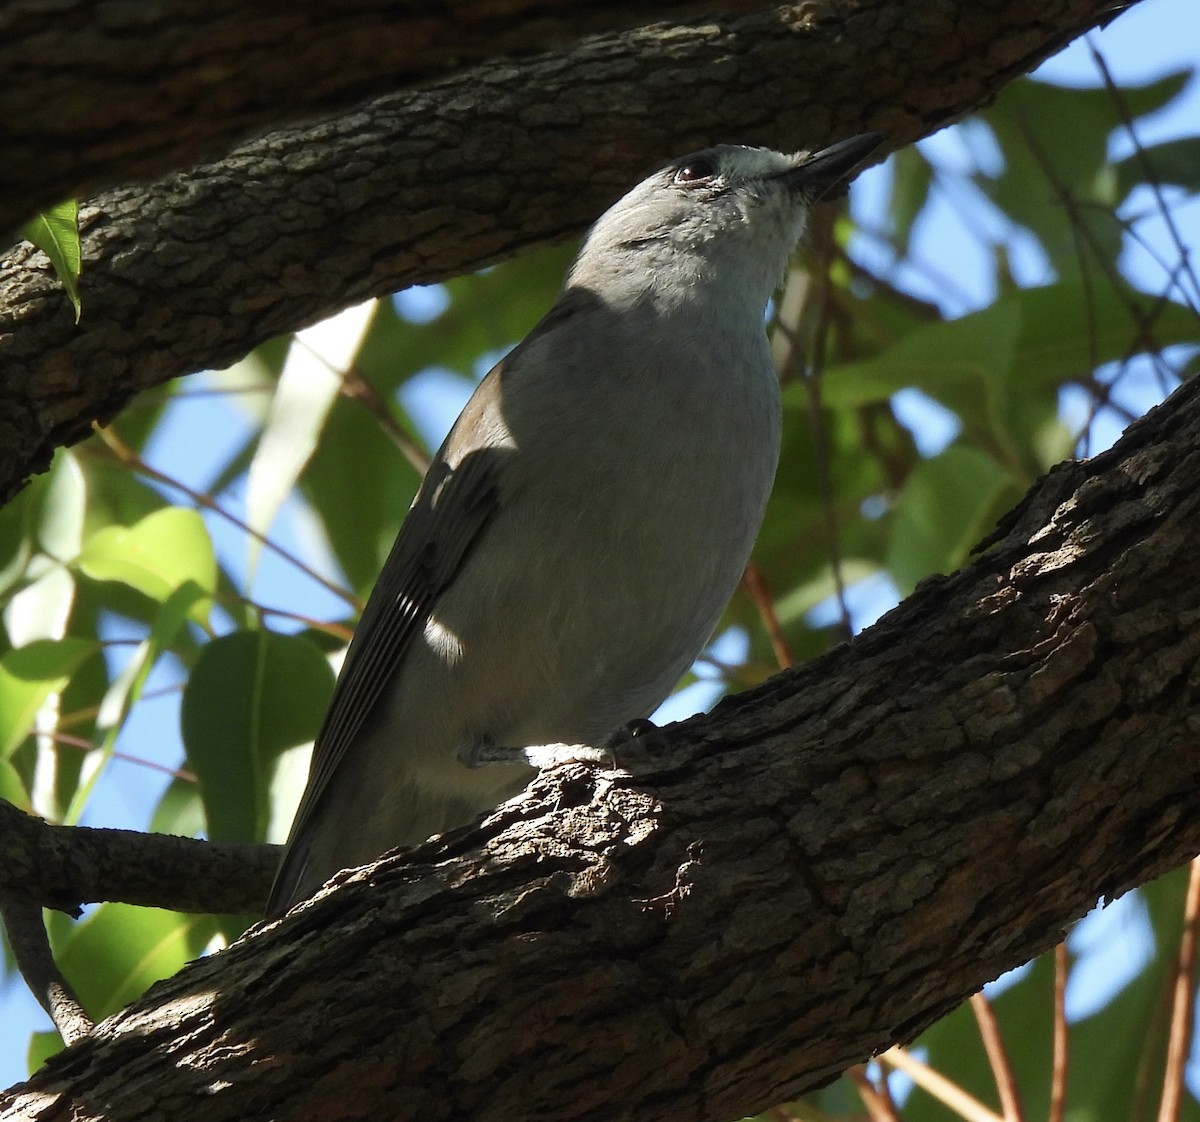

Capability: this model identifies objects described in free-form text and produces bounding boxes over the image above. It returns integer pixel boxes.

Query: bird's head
[570,133,884,311]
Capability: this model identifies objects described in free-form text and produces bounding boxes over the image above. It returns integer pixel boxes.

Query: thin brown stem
[741,561,794,670]
[1049,942,1069,1122]
[1088,43,1200,312]
[90,427,361,611]
[1156,857,1200,1122]
[848,1064,903,1122]
[45,731,197,784]
[340,363,431,476]
[969,991,1026,1122]
[879,1047,1003,1122]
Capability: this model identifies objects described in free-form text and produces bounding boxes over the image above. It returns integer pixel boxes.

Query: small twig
[1156,857,1200,1122]
[1088,42,1200,312]
[214,591,355,642]
[970,991,1026,1122]
[1020,121,1187,391]
[848,1064,903,1122]
[89,427,361,611]
[44,730,198,783]
[339,363,431,476]
[0,888,93,1044]
[741,561,794,670]
[1049,941,1069,1122]
[879,1046,1004,1122]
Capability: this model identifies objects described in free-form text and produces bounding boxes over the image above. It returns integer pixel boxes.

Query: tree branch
[3,361,1198,1121]
[0,798,276,916]
[2,0,790,236]
[0,889,92,1045]
[0,0,1141,503]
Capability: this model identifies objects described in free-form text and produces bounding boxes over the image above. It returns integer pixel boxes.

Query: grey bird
[267,132,883,917]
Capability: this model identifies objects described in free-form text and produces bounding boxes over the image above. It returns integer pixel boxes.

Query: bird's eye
[673,159,717,186]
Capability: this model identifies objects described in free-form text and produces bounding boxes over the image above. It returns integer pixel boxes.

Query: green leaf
[886,445,1017,594]
[0,638,94,760]
[823,298,1022,408]
[77,508,215,623]
[2,563,76,647]
[824,282,1199,478]
[246,301,376,579]
[26,1031,63,1075]
[54,903,213,1022]
[0,756,30,808]
[37,449,86,562]
[63,581,208,825]
[1115,136,1200,199]
[889,144,935,252]
[21,200,82,322]
[977,71,1192,274]
[150,777,207,838]
[181,630,334,843]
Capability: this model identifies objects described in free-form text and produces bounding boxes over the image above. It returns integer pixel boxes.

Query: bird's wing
[267,377,509,914]
[267,290,595,915]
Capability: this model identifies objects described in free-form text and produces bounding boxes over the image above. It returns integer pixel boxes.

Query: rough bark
[0,0,1140,504]
[3,359,1199,1122]
[2,0,785,235]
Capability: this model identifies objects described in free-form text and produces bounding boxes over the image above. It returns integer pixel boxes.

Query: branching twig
[90,428,361,611]
[340,364,431,477]
[848,1064,903,1122]
[0,798,277,916]
[0,888,93,1044]
[879,1046,1003,1122]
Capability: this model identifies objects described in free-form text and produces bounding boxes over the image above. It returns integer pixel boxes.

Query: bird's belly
[395,447,772,784]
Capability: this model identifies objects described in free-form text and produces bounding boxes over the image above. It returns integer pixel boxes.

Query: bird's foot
[458,739,616,771]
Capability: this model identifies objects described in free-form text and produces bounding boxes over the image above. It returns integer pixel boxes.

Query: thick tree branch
[2,0,787,236]
[0,0,1140,504]
[3,361,1198,1121]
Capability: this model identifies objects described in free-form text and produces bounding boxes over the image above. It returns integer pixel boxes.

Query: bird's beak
[778,132,885,197]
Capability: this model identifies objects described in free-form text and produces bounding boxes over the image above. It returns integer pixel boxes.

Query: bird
[267,132,884,917]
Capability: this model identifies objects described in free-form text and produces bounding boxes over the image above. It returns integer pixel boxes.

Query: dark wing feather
[266,429,504,914]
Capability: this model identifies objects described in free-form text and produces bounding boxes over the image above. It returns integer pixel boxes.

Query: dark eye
[673,158,717,185]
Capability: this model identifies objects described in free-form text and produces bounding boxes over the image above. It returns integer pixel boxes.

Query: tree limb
[2,0,788,236]
[0,798,276,916]
[3,355,1198,1122]
[0,0,1142,504]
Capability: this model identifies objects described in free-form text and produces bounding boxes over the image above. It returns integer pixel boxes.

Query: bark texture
[3,365,1198,1122]
[2,0,784,235]
[0,0,1140,504]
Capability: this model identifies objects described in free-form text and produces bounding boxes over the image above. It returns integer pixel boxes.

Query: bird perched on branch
[268,132,884,917]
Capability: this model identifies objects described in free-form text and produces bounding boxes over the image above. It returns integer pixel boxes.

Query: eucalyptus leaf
[77,508,215,623]
[21,200,82,322]
[181,630,334,843]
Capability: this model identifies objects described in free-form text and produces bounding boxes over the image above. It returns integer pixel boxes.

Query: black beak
[778,132,885,197]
